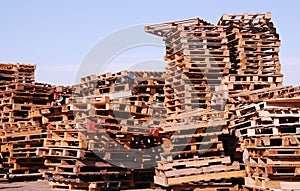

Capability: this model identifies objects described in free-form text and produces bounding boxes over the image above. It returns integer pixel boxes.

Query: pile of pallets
[218,13,283,93]
[1,12,299,191]
[35,71,167,190]
[0,63,35,85]
[230,100,300,190]
[144,12,296,191]
[0,64,54,180]
[154,20,230,122]
[145,18,245,190]
[74,71,166,168]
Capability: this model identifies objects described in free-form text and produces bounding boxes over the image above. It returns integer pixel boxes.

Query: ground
[0,180,51,191]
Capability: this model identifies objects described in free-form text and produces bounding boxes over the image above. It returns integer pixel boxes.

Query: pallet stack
[36,70,167,190]
[144,12,295,191]
[74,70,166,169]
[218,13,283,93]
[74,71,167,189]
[0,63,54,180]
[74,71,166,189]
[0,63,35,85]
[219,13,297,191]
[230,100,300,190]
[1,12,299,191]
[34,86,104,190]
[146,19,230,122]
[154,119,244,191]
[145,18,246,190]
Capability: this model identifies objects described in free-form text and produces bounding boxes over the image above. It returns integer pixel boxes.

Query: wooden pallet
[167,184,239,191]
[244,176,300,190]
[154,169,245,187]
[244,134,300,147]
[157,156,231,170]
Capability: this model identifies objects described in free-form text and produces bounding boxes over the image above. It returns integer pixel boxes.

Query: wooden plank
[166,170,246,186]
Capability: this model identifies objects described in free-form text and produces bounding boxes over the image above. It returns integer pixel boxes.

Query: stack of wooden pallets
[0,63,35,85]
[146,19,230,122]
[36,70,167,190]
[74,71,166,169]
[0,64,54,180]
[230,99,300,190]
[1,12,299,191]
[218,13,283,94]
[75,71,167,189]
[144,12,290,191]
[34,86,107,190]
[145,18,246,191]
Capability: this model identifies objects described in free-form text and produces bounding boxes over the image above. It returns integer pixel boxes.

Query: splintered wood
[0,12,299,191]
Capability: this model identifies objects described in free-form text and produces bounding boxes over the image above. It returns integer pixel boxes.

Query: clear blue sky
[0,1,299,86]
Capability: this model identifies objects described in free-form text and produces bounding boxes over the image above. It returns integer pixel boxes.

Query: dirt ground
[0,180,51,191]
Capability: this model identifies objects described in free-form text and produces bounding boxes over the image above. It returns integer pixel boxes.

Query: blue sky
[0,1,299,85]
